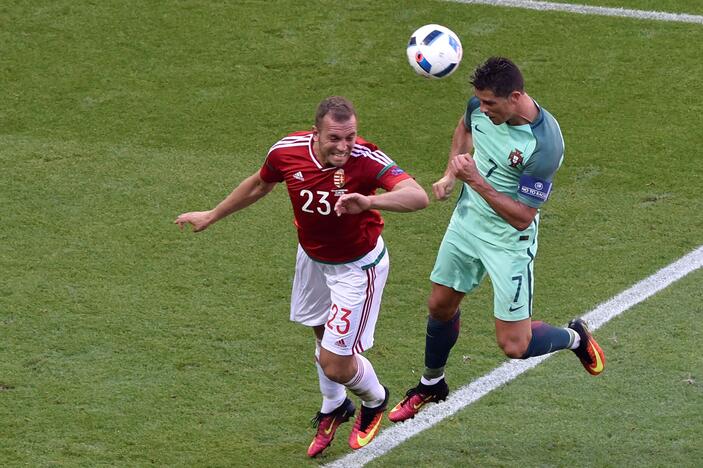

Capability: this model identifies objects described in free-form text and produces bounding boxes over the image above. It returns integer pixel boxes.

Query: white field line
[325,245,703,467]
[445,0,703,24]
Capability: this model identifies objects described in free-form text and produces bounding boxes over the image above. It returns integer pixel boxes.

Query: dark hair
[315,96,357,128]
[470,57,524,98]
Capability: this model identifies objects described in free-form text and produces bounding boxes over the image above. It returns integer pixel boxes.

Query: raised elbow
[403,187,429,211]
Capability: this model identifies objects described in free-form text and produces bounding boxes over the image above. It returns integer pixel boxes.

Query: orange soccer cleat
[348,387,389,450]
[388,379,449,423]
[568,318,606,376]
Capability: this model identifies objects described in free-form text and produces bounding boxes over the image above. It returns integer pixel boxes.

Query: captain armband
[518,174,552,203]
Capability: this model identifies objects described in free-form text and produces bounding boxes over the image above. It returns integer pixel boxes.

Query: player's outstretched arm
[174,171,277,232]
[334,178,428,216]
[433,115,473,201]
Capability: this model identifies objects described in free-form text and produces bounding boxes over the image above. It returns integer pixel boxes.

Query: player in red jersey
[175,96,428,457]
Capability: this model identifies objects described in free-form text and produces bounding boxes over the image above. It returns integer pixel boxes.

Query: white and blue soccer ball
[406,24,463,79]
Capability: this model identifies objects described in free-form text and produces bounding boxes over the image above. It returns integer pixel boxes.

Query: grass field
[1,0,702,466]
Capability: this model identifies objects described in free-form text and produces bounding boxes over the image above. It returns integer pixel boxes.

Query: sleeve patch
[376,163,404,179]
[518,174,552,203]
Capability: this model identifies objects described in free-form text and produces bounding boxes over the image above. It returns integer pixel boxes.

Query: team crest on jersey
[333,168,345,188]
[508,149,524,168]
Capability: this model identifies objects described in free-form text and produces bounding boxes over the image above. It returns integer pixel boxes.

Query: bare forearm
[211,173,274,222]
[470,179,536,231]
[444,117,473,175]
[369,182,429,212]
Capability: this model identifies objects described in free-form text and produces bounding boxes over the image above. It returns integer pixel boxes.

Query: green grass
[372,269,703,467]
[1,0,702,466]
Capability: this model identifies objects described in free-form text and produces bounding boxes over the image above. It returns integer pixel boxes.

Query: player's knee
[319,359,355,384]
[323,368,348,384]
[427,297,457,321]
[498,336,530,359]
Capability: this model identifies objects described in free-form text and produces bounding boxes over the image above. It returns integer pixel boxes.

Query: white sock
[315,341,347,413]
[344,354,385,408]
[568,328,581,350]
[420,375,445,386]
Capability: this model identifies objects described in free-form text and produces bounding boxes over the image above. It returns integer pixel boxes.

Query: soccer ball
[406,24,463,79]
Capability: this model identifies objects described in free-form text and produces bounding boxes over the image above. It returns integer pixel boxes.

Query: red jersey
[259,131,411,263]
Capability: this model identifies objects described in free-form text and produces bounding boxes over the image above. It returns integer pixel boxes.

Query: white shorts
[290,237,389,356]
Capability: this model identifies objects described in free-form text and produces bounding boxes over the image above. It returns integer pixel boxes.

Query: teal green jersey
[450,96,564,249]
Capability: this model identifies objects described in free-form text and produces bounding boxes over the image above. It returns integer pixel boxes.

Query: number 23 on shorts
[326,303,352,334]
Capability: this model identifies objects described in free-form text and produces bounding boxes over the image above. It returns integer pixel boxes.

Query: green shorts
[430,226,538,321]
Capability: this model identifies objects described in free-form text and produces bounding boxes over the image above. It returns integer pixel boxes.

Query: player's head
[313,96,358,168]
[470,57,525,125]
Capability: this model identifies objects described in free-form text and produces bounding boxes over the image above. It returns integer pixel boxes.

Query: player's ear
[312,126,319,142]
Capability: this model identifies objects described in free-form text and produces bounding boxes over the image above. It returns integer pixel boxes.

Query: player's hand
[334,193,371,216]
[174,210,214,232]
[450,153,481,187]
[432,174,457,201]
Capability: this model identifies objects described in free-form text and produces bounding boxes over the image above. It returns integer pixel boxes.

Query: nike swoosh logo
[589,342,604,373]
[508,305,524,312]
[355,417,382,447]
[474,125,486,134]
[323,416,337,435]
[412,396,434,410]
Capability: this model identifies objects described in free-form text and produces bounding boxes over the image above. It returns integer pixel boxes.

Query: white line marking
[445,0,703,24]
[325,245,703,467]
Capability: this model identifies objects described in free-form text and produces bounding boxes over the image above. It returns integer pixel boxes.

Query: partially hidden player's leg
[307,326,356,458]
[313,326,347,412]
[390,227,483,423]
[425,283,464,382]
[388,283,461,423]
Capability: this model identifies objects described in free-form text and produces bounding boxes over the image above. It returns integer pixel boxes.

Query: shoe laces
[404,382,436,400]
[312,402,350,429]
[311,412,325,429]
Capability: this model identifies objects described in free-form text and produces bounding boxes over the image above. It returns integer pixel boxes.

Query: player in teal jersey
[389,57,606,423]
